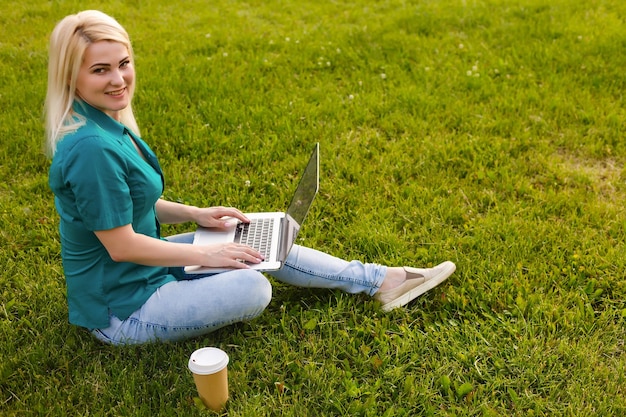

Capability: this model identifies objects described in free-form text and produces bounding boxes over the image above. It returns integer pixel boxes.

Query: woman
[46,10,456,346]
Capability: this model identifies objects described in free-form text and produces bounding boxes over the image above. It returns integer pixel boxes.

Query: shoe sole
[381,261,456,312]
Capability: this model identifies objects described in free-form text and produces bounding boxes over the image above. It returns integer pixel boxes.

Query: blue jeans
[91,233,387,345]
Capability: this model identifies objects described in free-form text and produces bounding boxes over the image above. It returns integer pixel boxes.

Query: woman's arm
[94,224,263,269]
[155,199,250,228]
[154,199,200,224]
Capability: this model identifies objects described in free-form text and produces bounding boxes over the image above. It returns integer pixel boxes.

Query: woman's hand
[199,242,264,269]
[193,206,250,229]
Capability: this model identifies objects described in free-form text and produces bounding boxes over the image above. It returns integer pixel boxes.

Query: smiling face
[75,40,134,121]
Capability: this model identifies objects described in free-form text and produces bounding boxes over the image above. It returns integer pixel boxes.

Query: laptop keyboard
[234,218,274,259]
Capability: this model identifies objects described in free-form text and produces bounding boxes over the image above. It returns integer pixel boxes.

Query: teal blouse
[49,101,176,329]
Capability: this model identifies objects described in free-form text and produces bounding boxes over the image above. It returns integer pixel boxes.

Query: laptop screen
[286,143,319,226]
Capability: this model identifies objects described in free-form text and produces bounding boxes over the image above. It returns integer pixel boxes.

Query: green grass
[2,0,626,415]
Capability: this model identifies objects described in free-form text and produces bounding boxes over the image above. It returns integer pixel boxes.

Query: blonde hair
[45,10,140,156]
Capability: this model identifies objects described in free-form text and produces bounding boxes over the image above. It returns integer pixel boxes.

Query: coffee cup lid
[188,347,229,375]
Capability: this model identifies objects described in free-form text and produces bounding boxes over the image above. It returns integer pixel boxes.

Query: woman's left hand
[194,206,250,229]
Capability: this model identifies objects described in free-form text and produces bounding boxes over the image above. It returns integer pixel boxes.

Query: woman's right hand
[200,243,264,269]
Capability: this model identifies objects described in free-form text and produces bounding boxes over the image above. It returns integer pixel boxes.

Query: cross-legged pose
[45,10,456,345]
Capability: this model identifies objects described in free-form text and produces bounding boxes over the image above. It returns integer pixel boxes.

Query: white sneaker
[374,261,456,311]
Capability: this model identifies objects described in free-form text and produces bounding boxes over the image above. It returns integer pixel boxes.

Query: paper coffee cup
[188,347,229,411]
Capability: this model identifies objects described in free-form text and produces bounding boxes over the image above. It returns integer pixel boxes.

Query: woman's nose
[110,69,124,85]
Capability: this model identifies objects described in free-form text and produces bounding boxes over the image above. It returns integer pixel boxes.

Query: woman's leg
[268,244,387,296]
[164,231,195,244]
[92,269,272,345]
[269,245,456,311]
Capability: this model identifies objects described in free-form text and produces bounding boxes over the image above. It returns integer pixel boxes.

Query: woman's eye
[120,60,130,68]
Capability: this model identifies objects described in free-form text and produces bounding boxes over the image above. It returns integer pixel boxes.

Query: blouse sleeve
[61,135,134,231]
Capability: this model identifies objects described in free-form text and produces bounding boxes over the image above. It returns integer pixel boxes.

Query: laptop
[184,142,319,273]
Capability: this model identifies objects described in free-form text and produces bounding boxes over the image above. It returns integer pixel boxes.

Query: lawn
[1,0,626,415]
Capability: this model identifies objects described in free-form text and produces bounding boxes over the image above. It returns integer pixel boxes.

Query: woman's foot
[374,261,456,311]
